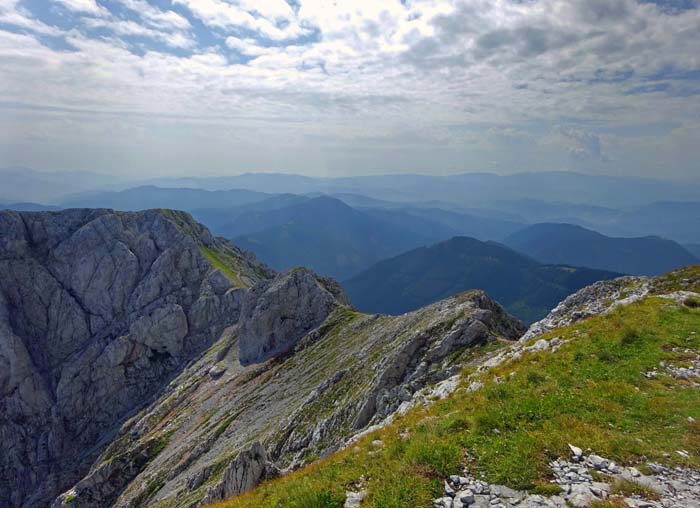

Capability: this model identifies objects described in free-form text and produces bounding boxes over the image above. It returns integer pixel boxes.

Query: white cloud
[0,0,61,35]
[113,0,191,31]
[173,0,309,41]
[1,0,700,178]
[83,17,195,49]
[52,0,106,16]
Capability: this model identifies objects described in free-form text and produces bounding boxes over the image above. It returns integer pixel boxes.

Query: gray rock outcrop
[0,208,270,508]
[200,442,278,505]
[238,268,351,364]
[521,276,648,342]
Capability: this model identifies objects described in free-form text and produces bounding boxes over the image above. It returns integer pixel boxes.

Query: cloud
[114,0,191,31]
[173,0,309,41]
[551,126,609,163]
[83,16,195,49]
[52,0,106,16]
[0,0,62,35]
[0,0,699,178]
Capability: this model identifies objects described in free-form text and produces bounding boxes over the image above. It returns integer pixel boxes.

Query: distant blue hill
[503,223,698,276]
[684,243,700,259]
[343,236,619,324]
[233,196,445,280]
[59,185,271,211]
[0,202,60,211]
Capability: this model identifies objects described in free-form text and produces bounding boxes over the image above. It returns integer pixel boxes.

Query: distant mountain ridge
[343,236,620,323]
[503,223,698,275]
[233,196,439,280]
[59,185,271,211]
[0,202,60,211]
[131,170,700,208]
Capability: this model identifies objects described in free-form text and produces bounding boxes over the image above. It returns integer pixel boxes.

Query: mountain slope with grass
[207,267,700,508]
[503,223,698,275]
[343,236,619,323]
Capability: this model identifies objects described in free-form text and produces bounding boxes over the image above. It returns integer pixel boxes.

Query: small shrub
[486,385,510,401]
[620,326,643,346]
[597,350,620,363]
[404,435,461,478]
[528,482,563,496]
[683,297,700,309]
[440,416,469,434]
[526,371,546,386]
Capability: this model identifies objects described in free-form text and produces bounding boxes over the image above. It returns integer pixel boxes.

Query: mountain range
[59,185,271,211]
[502,223,699,276]
[133,171,700,209]
[1,208,698,508]
[343,236,619,323]
[232,197,439,280]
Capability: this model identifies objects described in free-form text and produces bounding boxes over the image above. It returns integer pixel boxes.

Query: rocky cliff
[0,209,526,508]
[51,273,523,508]
[0,209,271,508]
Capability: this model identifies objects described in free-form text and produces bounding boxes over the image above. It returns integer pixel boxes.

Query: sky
[0,0,699,179]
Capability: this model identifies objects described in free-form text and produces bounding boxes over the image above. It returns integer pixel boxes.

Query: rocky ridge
[0,209,271,508]
[52,278,523,508]
[198,266,699,508]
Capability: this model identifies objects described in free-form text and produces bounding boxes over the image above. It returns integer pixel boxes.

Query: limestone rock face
[238,268,351,364]
[51,286,524,508]
[0,209,270,508]
[200,442,278,505]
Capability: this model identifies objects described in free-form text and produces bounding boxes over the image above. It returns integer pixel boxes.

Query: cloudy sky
[0,0,699,179]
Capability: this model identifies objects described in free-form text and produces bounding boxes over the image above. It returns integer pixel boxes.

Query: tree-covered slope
[685,243,700,259]
[343,236,619,323]
[503,223,698,275]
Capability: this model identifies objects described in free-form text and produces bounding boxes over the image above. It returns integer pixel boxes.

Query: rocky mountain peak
[238,267,352,364]
[0,208,271,508]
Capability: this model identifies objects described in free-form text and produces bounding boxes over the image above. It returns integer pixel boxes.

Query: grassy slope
[208,271,700,508]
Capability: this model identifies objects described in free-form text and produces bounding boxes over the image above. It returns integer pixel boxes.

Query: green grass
[590,499,630,508]
[201,247,245,287]
[610,478,660,500]
[207,290,700,508]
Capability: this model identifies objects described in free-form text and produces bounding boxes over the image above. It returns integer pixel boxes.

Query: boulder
[238,268,350,364]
